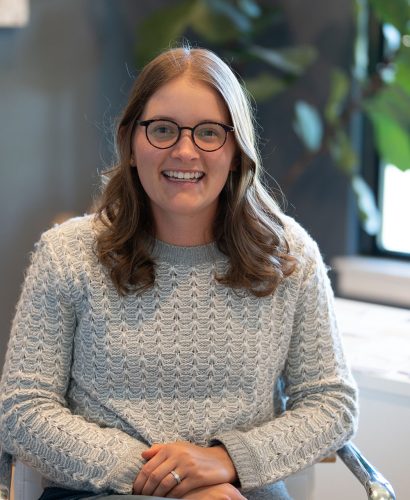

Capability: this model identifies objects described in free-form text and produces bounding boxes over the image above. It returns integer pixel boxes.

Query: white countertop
[334,298,410,397]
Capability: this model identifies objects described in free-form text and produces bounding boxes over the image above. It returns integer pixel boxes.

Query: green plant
[290,0,410,234]
[137,0,410,234]
[137,0,318,98]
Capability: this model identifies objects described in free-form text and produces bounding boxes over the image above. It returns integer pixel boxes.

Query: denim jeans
[38,489,170,500]
[39,481,292,500]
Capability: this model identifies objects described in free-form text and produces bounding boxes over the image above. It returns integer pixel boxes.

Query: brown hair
[95,46,296,296]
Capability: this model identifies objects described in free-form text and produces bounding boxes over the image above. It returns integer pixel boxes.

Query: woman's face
[131,75,237,240]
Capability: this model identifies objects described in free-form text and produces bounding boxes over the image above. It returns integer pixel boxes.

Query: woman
[0,46,358,500]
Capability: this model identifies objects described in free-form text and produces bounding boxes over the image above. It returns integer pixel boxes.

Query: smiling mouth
[163,170,205,182]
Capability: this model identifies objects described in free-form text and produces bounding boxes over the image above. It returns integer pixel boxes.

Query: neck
[153,213,215,246]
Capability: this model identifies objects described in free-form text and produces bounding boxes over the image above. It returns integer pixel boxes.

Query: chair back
[11,461,43,500]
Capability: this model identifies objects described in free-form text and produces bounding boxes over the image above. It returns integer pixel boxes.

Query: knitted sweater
[0,214,357,496]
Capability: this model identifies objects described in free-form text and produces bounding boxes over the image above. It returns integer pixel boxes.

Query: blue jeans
[39,482,292,499]
[38,488,170,500]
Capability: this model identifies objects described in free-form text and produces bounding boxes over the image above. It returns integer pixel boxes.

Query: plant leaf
[325,68,350,124]
[369,0,410,34]
[199,0,252,34]
[363,83,410,172]
[250,6,282,36]
[395,48,410,96]
[136,0,197,66]
[238,0,261,18]
[248,45,318,76]
[329,129,358,176]
[243,73,288,101]
[190,0,246,42]
[293,101,323,151]
[366,111,410,172]
[364,84,410,129]
[352,175,381,235]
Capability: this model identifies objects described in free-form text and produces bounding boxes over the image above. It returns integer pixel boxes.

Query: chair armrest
[0,450,11,500]
[337,442,396,500]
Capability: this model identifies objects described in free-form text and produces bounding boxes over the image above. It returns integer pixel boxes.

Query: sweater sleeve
[211,236,358,491]
[0,233,148,494]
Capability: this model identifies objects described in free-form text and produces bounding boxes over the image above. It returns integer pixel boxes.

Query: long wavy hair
[95,46,297,296]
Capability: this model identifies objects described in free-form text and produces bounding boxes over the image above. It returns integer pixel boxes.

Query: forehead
[142,76,230,123]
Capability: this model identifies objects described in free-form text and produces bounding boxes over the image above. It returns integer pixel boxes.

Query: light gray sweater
[0,214,357,497]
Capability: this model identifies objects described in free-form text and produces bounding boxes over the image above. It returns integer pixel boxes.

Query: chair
[285,442,396,499]
[0,441,396,500]
[335,443,396,499]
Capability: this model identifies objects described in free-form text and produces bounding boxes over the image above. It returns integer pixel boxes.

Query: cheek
[132,139,152,192]
[132,133,145,163]
[134,156,156,189]
[222,139,238,170]
[133,138,163,171]
[216,147,237,174]
[132,128,155,160]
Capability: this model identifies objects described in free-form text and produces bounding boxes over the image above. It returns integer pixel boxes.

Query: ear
[130,155,136,166]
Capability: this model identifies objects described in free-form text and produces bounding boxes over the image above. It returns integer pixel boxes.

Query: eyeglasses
[136,119,235,152]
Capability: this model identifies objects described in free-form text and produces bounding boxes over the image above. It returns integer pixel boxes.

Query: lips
[162,170,205,182]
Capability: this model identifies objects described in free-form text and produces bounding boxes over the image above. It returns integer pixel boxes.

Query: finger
[152,469,185,498]
[142,444,163,460]
[133,449,168,493]
[165,477,199,499]
[141,459,176,496]
[165,480,196,499]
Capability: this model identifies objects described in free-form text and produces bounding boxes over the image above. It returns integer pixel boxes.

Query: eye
[149,121,178,140]
[200,129,217,137]
[154,126,171,135]
[195,124,224,142]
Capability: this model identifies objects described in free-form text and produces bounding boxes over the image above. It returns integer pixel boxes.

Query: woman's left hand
[132,441,238,498]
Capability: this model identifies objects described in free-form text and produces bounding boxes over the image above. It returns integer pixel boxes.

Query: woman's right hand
[180,482,247,499]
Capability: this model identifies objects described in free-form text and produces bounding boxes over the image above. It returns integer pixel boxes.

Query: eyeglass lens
[146,120,227,151]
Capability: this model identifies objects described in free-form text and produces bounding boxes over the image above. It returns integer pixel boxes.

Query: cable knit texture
[0,214,358,496]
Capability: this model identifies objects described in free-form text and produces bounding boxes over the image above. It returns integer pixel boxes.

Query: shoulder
[281,215,329,282]
[281,215,317,253]
[40,213,96,243]
[35,213,98,262]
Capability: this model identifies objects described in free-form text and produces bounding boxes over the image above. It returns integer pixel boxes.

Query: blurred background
[0,1,409,498]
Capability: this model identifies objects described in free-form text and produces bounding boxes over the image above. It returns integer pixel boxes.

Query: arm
[0,232,148,494]
[211,238,358,491]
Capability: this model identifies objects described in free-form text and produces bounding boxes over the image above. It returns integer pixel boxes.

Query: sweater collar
[152,239,226,265]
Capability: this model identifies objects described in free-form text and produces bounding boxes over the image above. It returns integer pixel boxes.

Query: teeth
[164,170,204,180]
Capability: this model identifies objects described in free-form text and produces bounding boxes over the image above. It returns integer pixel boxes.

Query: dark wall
[0,0,143,365]
[0,0,356,367]
[257,1,357,261]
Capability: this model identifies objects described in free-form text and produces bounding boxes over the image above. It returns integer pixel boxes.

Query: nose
[170,130,200,160]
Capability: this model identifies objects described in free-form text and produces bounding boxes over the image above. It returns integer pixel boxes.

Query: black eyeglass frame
[136,119,235,152]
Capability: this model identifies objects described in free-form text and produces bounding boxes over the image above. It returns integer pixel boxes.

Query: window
[331,4,410,308]
[362,17,410,258]
[378,163,410,254]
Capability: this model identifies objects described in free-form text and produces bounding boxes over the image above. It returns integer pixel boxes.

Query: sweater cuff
[106,437,148,494]
[211,431,263,491]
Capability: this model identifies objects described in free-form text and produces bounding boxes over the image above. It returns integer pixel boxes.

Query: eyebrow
[146,115,228,124]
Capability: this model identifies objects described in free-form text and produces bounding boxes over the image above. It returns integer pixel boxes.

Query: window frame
[359,14,410,261]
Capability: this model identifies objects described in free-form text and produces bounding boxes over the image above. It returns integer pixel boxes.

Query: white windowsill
[332,255,410,308]
[334,297,410,398]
